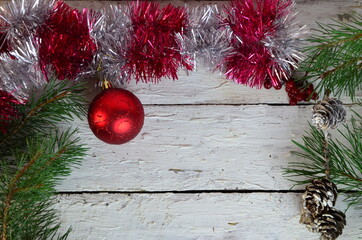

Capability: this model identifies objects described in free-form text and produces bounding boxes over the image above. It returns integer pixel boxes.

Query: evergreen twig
[300,13,362,100]
[0,78,86,157]
[0,79,87,239]
[284,109,362,208]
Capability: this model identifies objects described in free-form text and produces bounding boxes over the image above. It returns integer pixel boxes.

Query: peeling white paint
[0,0,358,239]
[55,193,361,240]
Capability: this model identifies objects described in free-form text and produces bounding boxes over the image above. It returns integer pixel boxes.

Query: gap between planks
[57,189,305,195]
[57,189,360,195]
[140,103,358,106]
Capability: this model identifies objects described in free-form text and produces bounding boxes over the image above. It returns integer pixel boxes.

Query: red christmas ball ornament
[88,88,144,144]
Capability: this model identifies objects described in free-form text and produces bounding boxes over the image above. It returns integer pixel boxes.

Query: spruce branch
[0,79,88,239]
[284,110,362,208]
[300,13,362,100]
[0,130,86,240]
[0,78,86,157]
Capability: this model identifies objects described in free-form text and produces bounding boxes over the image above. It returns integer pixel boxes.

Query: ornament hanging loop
[101,79,112,90]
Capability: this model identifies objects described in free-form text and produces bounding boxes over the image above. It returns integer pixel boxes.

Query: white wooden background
[8,0,362,239]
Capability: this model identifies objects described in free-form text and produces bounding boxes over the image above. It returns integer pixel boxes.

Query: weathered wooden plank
[55,192,361,240]
[121,71,361,105]
[57,105,361,192]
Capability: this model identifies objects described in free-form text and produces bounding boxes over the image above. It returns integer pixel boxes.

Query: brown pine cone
[316,208,346,240]
[301,178,338,218]
[300,208,318,232]
[312,98,346,130]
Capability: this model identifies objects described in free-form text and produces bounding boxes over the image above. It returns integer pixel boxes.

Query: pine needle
[284,111,362,208]
[300,13,362,100]
[0,79,87,240]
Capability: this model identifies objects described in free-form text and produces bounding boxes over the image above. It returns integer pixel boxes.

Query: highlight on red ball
[88,88,144,144]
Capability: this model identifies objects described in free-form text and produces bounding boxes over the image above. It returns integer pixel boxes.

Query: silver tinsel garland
[87,5,132,86]
[0,38,45,102]
[178,5,233,71]
[0,0,305,100]
[0,0,52,101]
[262,2,306,80]
[0,0,53,46]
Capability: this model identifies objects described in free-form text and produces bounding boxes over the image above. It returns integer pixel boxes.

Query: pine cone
[301,178,338,218]
[316,208,346,240]
[300,208,318,232]
[312,98,346,130]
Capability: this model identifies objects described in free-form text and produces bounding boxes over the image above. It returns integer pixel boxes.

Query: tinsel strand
[0,0,306,102]
[124,1,193,83]
[0,37,45,101]
[0,0,53,47]
[0,90,22,134]
[36,1,97,80]
[178,5,232,71]
[223,0,304,89]
[88,5,131,86]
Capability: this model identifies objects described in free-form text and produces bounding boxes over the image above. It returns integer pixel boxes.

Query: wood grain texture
[1,0,361,239]
[54,193,361,240]
[59,0,361,238]
[57,105,361,192]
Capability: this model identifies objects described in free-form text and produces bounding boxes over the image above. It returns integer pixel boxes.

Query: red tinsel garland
[0,90,22,133]
[0,0,309,105]
[37,1,97,80]
[125,1,193,83]
[0,21,10,53]
[223,0,292,89]
[0,32,10,53]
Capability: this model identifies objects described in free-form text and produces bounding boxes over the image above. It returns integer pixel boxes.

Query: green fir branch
[284,111,362,208]
[0,79,87,240]
[0,78,86,157]
[0,130,86,240]
[301,13,362,100]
